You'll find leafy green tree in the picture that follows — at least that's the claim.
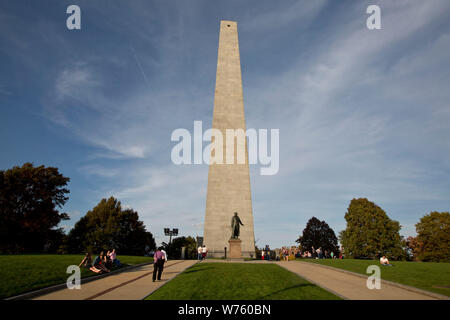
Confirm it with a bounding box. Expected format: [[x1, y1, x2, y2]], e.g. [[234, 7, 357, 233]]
[[66, 215, 89, 254], [67, 197, 155, 255], [0, 163, 70, 253], [162, 236, 197, 259], [339, 198, 405, 260], [415, 211, 449, 262], [296, 217, 339, 255]]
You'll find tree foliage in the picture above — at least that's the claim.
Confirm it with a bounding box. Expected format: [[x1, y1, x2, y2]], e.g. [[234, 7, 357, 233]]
[[405, 236, 422, 261], [67, 197, 155, 255], [0, 163, 70, 253], [414, 211, 449, 262], [162, 236, 197, 259], [296, 217, 339, 254], [339, 198, 405, 260]]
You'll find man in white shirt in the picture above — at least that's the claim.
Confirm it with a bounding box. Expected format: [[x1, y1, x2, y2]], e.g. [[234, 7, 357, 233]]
[[161, 249, 168, 262], [201, 245, 208, 260], [380, 255, 392, 266]]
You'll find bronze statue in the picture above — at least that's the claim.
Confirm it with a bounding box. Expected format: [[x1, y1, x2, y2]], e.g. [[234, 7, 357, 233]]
[[231, 212, 244, 239]]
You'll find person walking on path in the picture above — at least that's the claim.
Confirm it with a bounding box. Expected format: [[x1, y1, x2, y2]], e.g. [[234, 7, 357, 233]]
[[201, 245, 208, 260], [153, 247, 165, 282], [197, 246, 202, 260], [161, 248, 168, 262]]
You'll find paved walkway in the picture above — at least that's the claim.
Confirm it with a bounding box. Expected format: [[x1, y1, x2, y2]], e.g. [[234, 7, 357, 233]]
[[34, 260, 197, 300], [275, 261, 439, 300], [32, 259, 445, 300], [204, 259, 444, 300]]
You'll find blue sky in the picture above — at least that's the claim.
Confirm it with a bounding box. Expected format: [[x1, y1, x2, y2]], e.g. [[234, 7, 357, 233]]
[[1, 0, 449, 248]]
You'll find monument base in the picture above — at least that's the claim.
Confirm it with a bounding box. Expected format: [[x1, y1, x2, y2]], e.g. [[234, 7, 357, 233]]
[[228, 239, 242, 259]]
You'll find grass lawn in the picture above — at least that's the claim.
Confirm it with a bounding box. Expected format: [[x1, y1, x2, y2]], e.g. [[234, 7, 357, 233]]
[[298, 258, 450, 297], [0, 254, 153, 299], [146, 262, 341, 300]]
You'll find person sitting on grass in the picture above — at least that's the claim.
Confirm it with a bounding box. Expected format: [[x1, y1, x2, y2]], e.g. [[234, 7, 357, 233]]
[[380, 255, 392, 266], [109, 248, 121, 267], [93, 251, 110, 273], [79, 253, 102, 274], [104, 250, 113, 269]]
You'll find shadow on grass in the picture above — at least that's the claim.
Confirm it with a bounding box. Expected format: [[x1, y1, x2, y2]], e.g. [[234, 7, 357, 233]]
[[257, 283, 316, 299], [182, 266, 214, 274]]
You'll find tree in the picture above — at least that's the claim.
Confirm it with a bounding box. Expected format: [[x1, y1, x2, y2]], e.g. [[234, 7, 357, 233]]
[[162, 236, 198, 259], [415, 211, 449, 262], [339, 198, 405, 260], [296, 217, 339, 255], [0, 163, 70, 253], [405, 236, 422, 261], [67, 197, 155, 255]]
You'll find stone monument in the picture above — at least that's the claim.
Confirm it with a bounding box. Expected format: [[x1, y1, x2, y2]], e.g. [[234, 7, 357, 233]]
[[203, 20, 255, 258]]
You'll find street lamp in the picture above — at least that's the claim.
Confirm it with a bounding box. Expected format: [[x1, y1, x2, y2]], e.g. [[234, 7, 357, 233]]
[[164, 228, 178, 258]]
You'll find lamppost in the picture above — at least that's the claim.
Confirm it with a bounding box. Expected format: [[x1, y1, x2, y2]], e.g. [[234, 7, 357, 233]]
[[164, 228, 178, 258]]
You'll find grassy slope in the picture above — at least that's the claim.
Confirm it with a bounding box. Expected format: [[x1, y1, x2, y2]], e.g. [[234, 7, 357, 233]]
[[146, 262, 341, 300], [0, 254, 153, 299], [299, 258, 450, 297]]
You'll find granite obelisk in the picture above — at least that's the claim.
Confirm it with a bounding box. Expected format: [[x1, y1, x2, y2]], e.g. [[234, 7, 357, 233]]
[[203, 21, 255, 258]]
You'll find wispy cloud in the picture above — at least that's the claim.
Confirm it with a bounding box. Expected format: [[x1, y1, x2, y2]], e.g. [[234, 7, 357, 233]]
[[2, 0, 449, 248]]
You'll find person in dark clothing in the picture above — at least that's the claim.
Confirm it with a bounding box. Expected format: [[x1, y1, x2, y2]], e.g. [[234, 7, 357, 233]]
[[153, 247, 165, 282], [93, 251, 110, 273]]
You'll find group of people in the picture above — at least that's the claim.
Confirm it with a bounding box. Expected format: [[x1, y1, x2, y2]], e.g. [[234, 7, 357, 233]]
[[299, 247, 342, 259], [197, 245, 208, 260], [79, 249, 121, 274], [276, 246, 343, 261], [261, 245, 271, 260]]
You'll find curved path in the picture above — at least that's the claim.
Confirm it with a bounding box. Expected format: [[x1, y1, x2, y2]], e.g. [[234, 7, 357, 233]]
[[276, 261, 442, 300], [205, 259, 445, 300], [34, 260, 197, 300], [32, 259, 445, 300]]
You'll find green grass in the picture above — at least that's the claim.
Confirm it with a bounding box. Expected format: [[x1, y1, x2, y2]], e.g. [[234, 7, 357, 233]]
[[0, 254, 153, 299], [298, 258, 450, 297], [146, 262, 341, 300]]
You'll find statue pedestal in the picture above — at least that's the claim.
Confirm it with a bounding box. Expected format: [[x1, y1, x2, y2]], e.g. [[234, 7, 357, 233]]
[[228, 239, 242, 259]]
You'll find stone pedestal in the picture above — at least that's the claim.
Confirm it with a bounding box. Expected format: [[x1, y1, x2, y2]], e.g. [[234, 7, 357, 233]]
[[228, 239, 242, 259]]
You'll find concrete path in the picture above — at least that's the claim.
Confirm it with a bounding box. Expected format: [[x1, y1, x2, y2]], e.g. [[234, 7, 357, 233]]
[[34, 260, 197, 300], [205, 259, 444, 299], [275, 261, 439, 300]]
